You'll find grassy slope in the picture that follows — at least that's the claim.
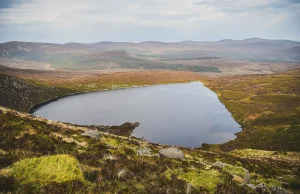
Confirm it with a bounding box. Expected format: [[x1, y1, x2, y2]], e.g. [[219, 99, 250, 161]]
[[204, 69, 300, 152], [0, 67, 300, 193], [0, 107, 299, 193]]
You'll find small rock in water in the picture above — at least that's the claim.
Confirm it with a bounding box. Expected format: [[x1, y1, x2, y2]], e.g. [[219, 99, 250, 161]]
[[81, 130, 101, 139], [159, 147, 185, 159]]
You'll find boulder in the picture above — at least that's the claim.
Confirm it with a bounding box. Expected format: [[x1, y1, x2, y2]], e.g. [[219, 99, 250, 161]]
[[81, 130, 101, 139], [137, 148, 152, 156], [159, 147, 185, 159], [244, 169, 250, 184], [247, 184, 256, 190]]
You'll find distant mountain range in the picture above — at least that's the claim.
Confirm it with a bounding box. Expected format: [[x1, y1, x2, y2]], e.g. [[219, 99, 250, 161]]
[[0, 38, 299, 71]]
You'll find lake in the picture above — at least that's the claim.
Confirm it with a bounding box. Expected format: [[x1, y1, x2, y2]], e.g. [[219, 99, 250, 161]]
[[31, 82, 241, 147]]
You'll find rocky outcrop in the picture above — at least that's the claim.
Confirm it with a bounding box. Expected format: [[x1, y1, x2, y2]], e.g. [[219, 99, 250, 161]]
[[159, 147, 185, 159], [81, 130, 101, 139], [137, 147, 160, 157], [137, 148, 152, 156]]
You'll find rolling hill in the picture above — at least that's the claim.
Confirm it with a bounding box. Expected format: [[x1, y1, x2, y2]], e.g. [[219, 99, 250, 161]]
[[0, 38, 299, 71]]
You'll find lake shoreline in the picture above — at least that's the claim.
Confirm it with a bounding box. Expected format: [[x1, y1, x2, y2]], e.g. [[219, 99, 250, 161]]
[[31, 82, 241, 147]]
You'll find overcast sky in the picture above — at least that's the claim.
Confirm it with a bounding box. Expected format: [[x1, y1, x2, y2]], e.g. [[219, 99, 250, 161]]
[[0, 0, 299, 43]]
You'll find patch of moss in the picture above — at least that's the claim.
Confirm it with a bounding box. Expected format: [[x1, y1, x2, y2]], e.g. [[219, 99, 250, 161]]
[[164, 168, 222, 192], [11, 154, 85, 191], [223, 164, 246, 179]]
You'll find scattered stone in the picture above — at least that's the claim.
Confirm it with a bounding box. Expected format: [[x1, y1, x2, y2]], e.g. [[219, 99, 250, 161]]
[[244, 169, 250, 184], [255, 183, 270, 193], [103, 154, 117, 160], [159, 147, 185, 159], [152, 153, 160, 158], [213, 161, 227, 168], [117, 169, 127, 179], [270, 186, 288, 194], [137, 147, 152, 156], [81, 130, 101, 139], [106, 144, 118, 149], [186, 183, 193, 194], [247, 184, 256, 190]]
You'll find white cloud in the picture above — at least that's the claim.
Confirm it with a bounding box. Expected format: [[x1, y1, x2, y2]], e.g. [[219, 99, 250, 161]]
[[0, 0, 299, 42]]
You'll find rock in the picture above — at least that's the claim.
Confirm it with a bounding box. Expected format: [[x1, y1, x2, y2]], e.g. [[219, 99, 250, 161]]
[[106, 144, 118, 149], [255, 183, 270, 193], [137, 148, 160, 157], [137, 147, 152, 156], [152, 153, 160, 158], [81, 130, 101, 139], [244, 169, 251, 184], [159, 147, 185, 159], [213, 161, 227, 168], [270, 186, 288, 194], [103, 154, 117, 160], [247, 184, 256, 190], [120, 122, 140, 128], [117, 169, 127, 179]]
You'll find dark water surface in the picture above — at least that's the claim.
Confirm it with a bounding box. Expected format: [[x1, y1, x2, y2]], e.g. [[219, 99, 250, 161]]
[[32, 82, 241, 147]]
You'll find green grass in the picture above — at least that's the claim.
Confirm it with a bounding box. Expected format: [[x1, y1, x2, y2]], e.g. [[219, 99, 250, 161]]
[[205, 70, 300, 151], [0, 106, 299, 193], [11, 155, 85, 190], [223, 164, 246, 179], [165, 168, 222, 192]]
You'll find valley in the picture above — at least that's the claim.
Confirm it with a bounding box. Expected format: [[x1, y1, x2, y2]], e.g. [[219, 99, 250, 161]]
[[0, 38, 300, 193], [0, 61, 299, 193]]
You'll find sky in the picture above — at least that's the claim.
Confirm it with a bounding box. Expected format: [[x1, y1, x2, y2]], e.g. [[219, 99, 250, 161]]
[[0, 0, 299, 43]]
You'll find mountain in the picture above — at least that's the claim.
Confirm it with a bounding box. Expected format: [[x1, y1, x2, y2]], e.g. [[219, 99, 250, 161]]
[[0, 38, 300, 70]]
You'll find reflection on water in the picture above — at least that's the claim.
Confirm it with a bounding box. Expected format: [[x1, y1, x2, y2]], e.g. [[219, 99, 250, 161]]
[[32, 82, 241, 147]]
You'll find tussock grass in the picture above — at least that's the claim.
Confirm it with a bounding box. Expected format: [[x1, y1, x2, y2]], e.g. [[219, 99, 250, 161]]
[[165, 168, 222, 192], [11, 154, 84, 189]]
